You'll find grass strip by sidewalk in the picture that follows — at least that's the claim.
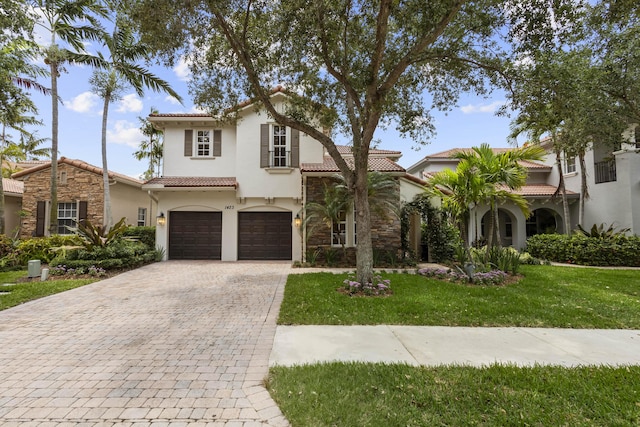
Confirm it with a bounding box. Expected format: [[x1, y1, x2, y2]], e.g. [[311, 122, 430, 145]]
[[279, 265, 640, 328], [267, 363, 640, 426], [0, 270, 97, 311]]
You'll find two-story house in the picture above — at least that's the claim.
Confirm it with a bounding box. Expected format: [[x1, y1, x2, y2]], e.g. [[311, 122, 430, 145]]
[[144, 89, 425, 262], [13, 157, 153, 238], [407, 148, 579, 249]]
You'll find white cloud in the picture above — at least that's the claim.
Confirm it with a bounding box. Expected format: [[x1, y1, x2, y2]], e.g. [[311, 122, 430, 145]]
[[107, 120, 143, 148], [174, 56, 191, 81], [165, 95, 181, 105], [460, 101, 505, 114], [65, 91, 100, 113], [117, 94, 144, 113]]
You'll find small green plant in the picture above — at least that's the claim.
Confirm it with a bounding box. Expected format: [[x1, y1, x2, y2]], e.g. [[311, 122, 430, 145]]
[[324, 248, 339, 266], [70, 217, 130, 250], [305, 247, 322, 266], [575, 223, 630, 239]]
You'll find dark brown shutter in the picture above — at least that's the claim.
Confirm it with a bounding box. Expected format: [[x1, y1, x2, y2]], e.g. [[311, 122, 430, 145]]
[[35, 201, 46, 237], [291, 128, 300, 168], [260, 124, 269, 168], [184, 129, 193, 156], [78, 201, 88, 224], [213, 130, 222, 157]]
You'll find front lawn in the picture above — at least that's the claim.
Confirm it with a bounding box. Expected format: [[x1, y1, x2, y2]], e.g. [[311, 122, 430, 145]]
[[0, 270, 97, 311], [279, 265, 640, 328], [267, 363, 640, 426]]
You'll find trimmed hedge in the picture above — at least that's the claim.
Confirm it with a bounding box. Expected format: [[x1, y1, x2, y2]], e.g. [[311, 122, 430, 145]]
[[526, 234, 640, 267], [122, 226, 156, 249]]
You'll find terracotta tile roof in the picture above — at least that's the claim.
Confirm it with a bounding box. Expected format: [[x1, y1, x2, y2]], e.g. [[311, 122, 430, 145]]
[[301, 157, 405, 173], [517, 160, 551, 170], [426, 147, 512, 158], [3, 178, 23, 195], [335, 145, 402, 156], [144, 177, 238, 188], [150, 86, 288, 118], [402, 173, 427, 186], [11, 157, 143, 186], [508, 184, 578, 197]]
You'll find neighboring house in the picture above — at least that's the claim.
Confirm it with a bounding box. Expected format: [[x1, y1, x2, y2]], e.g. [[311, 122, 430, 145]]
[[144, 89, 424, 262], [407, 148, 580, 250], [12, 157, 153, 238], [2, 178, 24, 238], [558, 125, 640, 235]]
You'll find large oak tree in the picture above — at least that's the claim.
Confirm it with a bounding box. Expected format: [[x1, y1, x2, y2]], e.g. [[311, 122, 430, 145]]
[[130, 0, 580, 284]]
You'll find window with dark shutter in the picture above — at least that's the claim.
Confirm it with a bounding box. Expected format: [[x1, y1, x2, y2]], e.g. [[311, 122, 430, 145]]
[[291, 128, 300, 168], [260, 124, 269, 167], [78, 201, 88, 224], [184, 129, 193, 156], [213, 130, 222, 156], [35, 201, 46, 237]]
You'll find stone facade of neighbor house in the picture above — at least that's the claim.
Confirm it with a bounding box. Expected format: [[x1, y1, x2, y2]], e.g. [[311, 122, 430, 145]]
[[12, 157, 152, 238], [305, 176, 402, 264]]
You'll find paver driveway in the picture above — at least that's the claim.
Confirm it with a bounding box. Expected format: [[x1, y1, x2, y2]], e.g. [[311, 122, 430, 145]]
[[0, 261, 291, 426]]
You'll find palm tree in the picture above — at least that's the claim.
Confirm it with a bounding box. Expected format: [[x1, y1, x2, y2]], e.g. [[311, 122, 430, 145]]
[[33, 0, 109, 234], [454, 143, 545, 248], [18, 132, 51, 161], [426, 159, 490, 250], [91, 21, 182, 228], [134, 107, 163, 179]]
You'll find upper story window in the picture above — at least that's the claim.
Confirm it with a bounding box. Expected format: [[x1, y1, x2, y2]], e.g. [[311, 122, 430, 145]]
[[260, 123, 300, 169], [197, 130, 211, 156], [564, 156, 576, 174], [184, 129, 222, 158]]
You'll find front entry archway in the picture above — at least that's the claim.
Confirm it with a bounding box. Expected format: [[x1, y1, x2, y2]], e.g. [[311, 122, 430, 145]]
[[526, 208, 559, 237]]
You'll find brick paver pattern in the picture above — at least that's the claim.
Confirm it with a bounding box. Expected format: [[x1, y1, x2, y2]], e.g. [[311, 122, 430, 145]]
[[0, 261, 291, 426]]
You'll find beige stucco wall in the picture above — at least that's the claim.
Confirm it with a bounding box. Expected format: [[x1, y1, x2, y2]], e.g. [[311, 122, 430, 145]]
[[4, 194, 22, 238]]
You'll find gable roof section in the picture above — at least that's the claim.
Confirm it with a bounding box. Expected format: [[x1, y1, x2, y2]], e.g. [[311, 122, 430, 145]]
[[3, 178, 23, 196], [335, 145, 402, 160], [301, 157, 405, 174], [11, 157, 143, 187], [407, 147, 551, 173], [143, 176, 238, 190]]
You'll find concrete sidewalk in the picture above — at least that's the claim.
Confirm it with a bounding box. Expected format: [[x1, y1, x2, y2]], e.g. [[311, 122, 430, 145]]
[[270, 325, 640, 367]]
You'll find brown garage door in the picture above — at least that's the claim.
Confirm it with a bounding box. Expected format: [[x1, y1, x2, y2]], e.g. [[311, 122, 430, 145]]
[[238, 212, 292, 260], [169, 211, 222, 260]]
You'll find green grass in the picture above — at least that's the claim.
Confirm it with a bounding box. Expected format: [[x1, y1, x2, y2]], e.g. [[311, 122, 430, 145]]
[[0, 270, 97, 311], [267, 363, 640, 426], [279, 265, 640, 328]]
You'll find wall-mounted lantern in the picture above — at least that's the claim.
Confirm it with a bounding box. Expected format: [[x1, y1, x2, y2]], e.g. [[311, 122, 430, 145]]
[[156, 212, 166, 226], [294, 213, 302, 228]]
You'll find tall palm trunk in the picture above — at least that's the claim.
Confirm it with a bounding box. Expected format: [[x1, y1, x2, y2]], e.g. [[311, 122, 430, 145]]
[[0, 125, 6, 235], [48, 60, 59, 235], [101, 93, 112, 229]]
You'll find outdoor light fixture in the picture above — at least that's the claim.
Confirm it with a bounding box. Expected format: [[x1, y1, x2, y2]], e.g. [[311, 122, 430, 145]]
[[294, 213, 302, 228], [156, 212, 166, 226]]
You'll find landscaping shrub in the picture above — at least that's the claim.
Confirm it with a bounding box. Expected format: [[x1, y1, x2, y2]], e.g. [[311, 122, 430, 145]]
[[15, 235, 82, 264], [0, 234, 14, 258], [526, 234, 640, 266], [122, 226, 156, 249]]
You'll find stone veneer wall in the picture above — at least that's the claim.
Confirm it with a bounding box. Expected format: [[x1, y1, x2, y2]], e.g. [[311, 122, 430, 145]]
[[18, 164, 104, 238], [304, 176, 402, 263]]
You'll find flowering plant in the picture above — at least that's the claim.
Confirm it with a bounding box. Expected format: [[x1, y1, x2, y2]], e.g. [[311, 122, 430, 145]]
[[343, 273, 392, 296], [418, 267, 508, 285]]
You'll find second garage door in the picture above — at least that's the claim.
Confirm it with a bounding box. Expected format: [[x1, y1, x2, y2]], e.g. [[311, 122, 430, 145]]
[[238, 212, 292, 260], [169, 211, 222, 260]]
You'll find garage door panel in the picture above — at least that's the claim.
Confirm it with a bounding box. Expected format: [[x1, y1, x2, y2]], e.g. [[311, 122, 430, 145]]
[[169, 211, 222, 260], [238, 212, 292, 260]]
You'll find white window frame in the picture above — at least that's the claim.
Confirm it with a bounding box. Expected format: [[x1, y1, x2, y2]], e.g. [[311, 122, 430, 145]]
[[195, 129, 213, 157], [564, 156, 576, 174], [57, 202, 77, 234], [137, 208, 147, 226], [331, 205, 356, 247], [270, 124, 290, 167]]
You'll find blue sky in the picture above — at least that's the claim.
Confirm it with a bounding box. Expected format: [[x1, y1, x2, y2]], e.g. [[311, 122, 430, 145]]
[[21, 32, 519, 179]]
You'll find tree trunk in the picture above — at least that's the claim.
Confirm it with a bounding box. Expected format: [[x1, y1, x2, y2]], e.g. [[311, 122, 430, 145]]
[[0, 126, 5, 235], [492, 200, 502, 248], [578, 152, 588, 226], [48, 61, 59, 235], [354, 159, 374, 286], [101, 94, 113, 229], [554, 149, 571, 234]]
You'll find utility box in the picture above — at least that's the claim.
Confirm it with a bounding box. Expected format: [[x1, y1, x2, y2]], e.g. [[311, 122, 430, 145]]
[[28, 260, 41, 278]]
